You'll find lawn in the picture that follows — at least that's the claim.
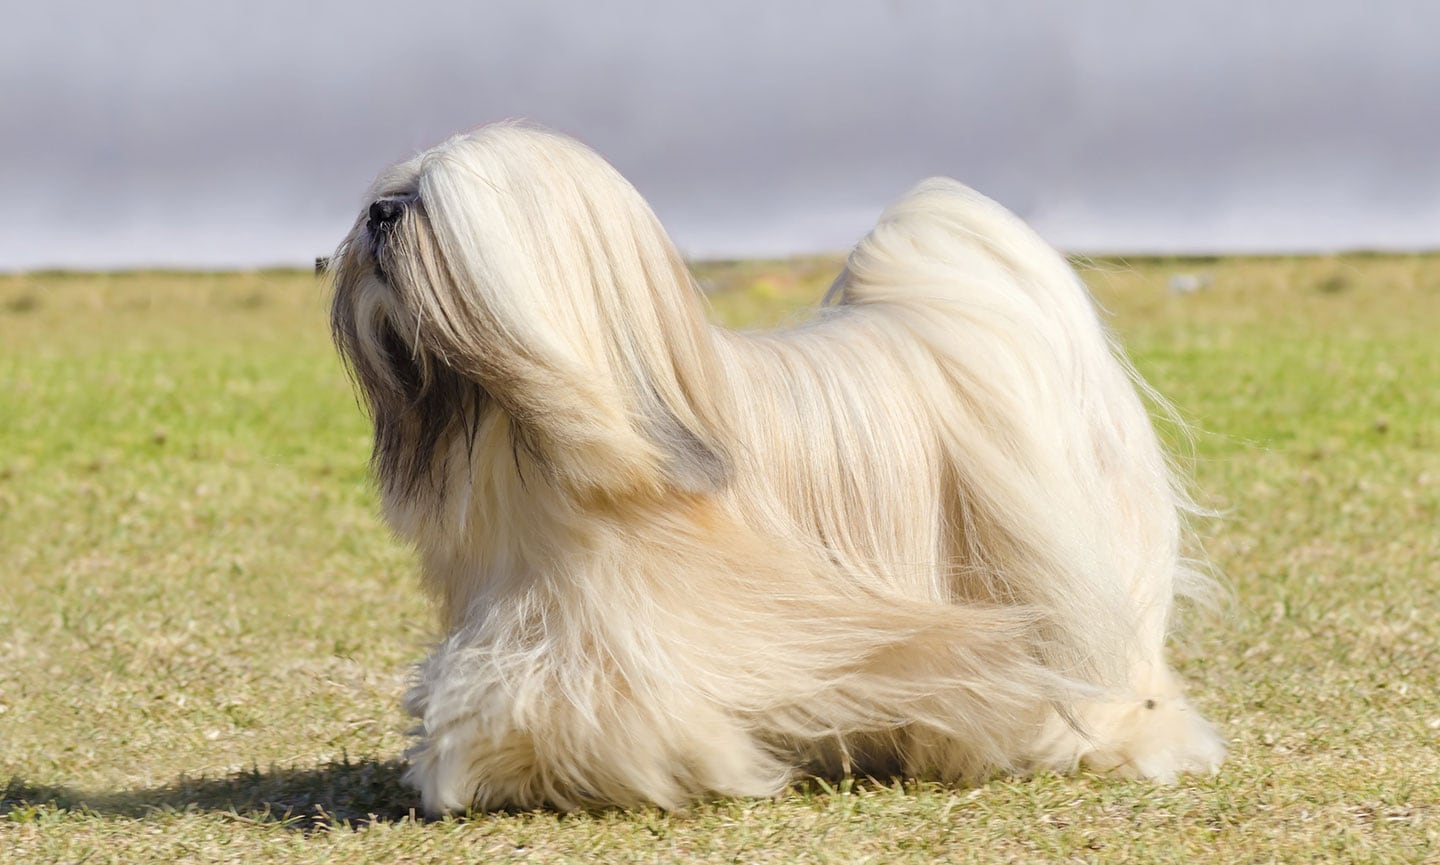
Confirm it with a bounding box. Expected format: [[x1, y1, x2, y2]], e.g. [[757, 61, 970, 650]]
[[1, 255, 1437, 863]]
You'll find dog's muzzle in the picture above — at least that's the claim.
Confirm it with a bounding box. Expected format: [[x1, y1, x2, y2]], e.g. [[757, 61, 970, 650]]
[[369, 198, 406, 232]]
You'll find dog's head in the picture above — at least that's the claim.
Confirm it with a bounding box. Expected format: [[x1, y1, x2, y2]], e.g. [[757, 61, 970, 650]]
[[330, 124, 730, 502]]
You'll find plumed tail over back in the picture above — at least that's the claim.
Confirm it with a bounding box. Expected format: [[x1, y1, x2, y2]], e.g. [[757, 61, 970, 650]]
[[816, 178, 1200, 688]]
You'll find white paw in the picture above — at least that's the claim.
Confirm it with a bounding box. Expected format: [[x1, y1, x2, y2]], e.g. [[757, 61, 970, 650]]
[[1083, 696, 1226, 782]]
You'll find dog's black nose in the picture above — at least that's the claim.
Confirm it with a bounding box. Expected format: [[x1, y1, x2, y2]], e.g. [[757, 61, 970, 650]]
[[369, 198, 405, 229]]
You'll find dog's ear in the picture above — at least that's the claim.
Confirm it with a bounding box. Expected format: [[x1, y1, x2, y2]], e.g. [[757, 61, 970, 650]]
[[592, 223, 735, 495], [661, 430, 729, 494], [637, 374, 731, 495], [617, 239, 734, 496], [390, 127, 732, 497]]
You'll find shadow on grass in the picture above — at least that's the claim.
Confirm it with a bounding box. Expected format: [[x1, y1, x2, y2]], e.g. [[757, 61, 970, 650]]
[[1, 756, 424, 829]]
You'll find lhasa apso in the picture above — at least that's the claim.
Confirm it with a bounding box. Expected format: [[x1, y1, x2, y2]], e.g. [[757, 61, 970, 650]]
[[329, 123, 1224, 814]]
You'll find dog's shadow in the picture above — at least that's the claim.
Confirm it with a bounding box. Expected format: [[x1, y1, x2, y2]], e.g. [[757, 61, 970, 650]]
[[2, 757, 426, 829], [4, 761, 926, 830]]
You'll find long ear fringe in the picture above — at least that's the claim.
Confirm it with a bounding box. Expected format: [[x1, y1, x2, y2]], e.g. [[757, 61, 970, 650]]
[[392, 128, 731, 496]]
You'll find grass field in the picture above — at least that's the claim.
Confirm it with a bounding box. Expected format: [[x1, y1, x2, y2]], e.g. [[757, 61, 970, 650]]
[[2, 255, 1438, 863]]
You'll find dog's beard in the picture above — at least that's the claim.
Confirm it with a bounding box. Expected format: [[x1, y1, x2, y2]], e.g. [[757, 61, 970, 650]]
[[331, 219, 489, 499]]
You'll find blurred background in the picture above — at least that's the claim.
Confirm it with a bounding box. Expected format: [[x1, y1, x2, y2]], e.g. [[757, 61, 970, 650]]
[[4, 0, 1438, 271]]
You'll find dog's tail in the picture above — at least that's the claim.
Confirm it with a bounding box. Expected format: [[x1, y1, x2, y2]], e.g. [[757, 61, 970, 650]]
[[831, 178, 1199, 689]]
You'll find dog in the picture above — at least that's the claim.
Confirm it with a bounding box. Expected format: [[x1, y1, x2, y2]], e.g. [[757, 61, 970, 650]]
[[328, 123, 1225, 814]]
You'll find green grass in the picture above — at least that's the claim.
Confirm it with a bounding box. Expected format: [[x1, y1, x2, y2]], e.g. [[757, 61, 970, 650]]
[[2, 255, 1438, 863]]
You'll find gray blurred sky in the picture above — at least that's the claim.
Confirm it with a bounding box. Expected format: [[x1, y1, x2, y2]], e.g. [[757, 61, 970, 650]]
[[4, 0, 1438, 270]]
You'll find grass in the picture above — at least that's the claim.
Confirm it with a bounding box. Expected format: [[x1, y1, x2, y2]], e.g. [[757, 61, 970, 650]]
[[2, 254, 1438, 863]]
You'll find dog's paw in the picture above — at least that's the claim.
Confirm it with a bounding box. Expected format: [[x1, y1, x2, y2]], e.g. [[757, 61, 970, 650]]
[[1081, 695, 1226, 783]]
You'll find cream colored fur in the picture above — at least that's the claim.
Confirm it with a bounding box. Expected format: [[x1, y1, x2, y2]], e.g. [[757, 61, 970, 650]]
[[329, 123, 1224, 814]]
